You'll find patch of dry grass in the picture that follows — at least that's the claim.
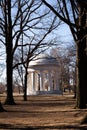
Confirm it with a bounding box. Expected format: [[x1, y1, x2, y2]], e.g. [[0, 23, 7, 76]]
[[0, 93, 87, 129]]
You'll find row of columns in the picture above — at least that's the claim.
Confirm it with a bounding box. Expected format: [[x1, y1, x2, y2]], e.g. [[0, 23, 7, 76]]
[[30, 69, 59, 92]]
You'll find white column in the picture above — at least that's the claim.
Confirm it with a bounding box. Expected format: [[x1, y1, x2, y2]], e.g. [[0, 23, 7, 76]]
[[40, 70, 43, 91], [48, 71, 53, 91], [27, 72, 30, 95], [54, 71, 56, 90], [42, 72, 45, 91], [32, 72, 35, 91], [55, 70, 59, 90]]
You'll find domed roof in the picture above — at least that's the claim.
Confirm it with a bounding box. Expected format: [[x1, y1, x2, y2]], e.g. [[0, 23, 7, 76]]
[[29, 54, 58, 66]]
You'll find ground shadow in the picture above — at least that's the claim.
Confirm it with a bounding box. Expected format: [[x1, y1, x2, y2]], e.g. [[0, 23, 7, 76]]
[[0, 124, 87, 130]]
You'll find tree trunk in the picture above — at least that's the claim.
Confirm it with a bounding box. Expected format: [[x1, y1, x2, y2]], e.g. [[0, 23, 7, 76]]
[[5, 53, 15, 105], [23, 68, 28, 101], [4, 0, 15, 105], [76, 37, 87, 108], [76, 7, 87, 108]]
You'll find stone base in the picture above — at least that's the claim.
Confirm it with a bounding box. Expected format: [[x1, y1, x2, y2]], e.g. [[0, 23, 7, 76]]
[[27, 90, 62, 95]]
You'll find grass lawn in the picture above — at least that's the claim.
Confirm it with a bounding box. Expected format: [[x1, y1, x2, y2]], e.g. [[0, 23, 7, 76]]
[[0, 93, 87, 129]]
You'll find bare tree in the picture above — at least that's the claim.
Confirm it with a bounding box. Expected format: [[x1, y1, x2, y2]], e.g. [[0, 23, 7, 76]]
[[42, 0, 87, 108], [13, 14, 60, 100], [0, 0, 61, 104], [50, 43, 76, 93]]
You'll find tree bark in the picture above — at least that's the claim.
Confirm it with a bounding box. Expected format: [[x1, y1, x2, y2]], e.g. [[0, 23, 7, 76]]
[[23, 68, 28, 101], [76, 7, 87, 108], [76, 38, 87, 108], [4, 0, 15, 105], [5, 51, 15, 105]]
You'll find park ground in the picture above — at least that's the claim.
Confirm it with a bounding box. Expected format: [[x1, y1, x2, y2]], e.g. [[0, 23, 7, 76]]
[[0, 93, 87, 130]]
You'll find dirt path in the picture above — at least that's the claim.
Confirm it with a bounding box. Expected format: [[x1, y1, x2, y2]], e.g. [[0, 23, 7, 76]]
[[0, 94, 87, 129]]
